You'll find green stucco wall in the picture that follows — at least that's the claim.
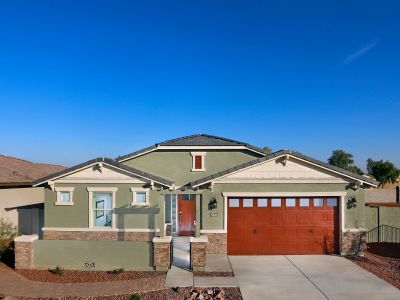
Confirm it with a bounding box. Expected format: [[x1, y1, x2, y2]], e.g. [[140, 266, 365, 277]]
[[34, 240, 153, 270], [122, 150, 261, 186], [45, 183, 162, 229]]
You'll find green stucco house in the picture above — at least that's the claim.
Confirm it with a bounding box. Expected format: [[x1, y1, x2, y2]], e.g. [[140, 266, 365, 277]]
[[15, 134, 381, 271]]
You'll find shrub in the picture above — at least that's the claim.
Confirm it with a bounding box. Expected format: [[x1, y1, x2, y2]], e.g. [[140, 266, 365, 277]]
[[0, 218, 18, 257], [130, 295, 141, 300], [112, 268, 125, 274], [50, 265, 64, 275]]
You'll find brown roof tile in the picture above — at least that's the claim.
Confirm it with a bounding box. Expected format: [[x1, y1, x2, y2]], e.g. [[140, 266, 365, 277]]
[[0, 155, 66, 185]]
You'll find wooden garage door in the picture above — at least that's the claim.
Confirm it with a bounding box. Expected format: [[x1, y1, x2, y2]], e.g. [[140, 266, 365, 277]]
[[227, 197, 339, 255]]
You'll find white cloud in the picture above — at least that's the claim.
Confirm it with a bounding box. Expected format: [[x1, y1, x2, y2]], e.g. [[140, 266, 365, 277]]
[[343, 41, 377, 64]]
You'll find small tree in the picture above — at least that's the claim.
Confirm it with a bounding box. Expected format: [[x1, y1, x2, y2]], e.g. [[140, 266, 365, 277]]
[[262, 146, 272, 154], [366, 158, 400, 187], [0, 218, 18, 257], [328, 150, 363, 175]]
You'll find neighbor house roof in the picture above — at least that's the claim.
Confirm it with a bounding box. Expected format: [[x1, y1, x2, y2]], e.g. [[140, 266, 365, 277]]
[[190, 150, 379, 188], [0, 155, 66, 187], [116, 134, 267, 162], [32, 157, 174, 188]]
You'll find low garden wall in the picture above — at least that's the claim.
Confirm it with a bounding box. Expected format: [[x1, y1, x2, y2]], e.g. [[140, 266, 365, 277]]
[[33, 240, 154, 271], [367, 242, 400, 258]]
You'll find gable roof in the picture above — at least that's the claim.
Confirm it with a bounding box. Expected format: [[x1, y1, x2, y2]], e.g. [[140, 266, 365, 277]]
[[32, 157, 174, 188], [190, 150, 379, 188], [116, 134, 266, 162], [0, 154, 66, 186]]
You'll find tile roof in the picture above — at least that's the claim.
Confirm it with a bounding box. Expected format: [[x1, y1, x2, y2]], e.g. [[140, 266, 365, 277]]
[[32, 157, 174, 187], [190, 150, 379, 188], [116, 134, 266, 161], [0, 155, 66, 186]]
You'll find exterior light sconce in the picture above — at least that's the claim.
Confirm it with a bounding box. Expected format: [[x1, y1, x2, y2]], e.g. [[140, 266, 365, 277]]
[[208, 197, 217, 210]]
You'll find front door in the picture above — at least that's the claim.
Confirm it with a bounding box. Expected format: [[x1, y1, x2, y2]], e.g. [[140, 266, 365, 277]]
[[178, 194, 196, 236]]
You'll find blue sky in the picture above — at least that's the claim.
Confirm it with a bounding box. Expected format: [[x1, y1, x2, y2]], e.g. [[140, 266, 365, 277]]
[[0, 1, 399, 169]]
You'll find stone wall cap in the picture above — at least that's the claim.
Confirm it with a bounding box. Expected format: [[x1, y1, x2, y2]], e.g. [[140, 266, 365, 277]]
[[14, 234, 39, 243], [190, 236, 209, 243], [153, 236, 172, 243], [343, 228, 368, 232]]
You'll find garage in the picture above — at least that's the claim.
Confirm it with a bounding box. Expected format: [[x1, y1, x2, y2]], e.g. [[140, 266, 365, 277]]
[[227, 197, 339, 255]]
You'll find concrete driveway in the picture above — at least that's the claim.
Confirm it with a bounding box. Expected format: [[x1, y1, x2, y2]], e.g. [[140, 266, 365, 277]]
[[229, 255, 400, 300]]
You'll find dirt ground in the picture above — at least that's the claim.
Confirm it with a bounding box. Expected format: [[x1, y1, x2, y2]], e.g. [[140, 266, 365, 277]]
[[347, 252, 400, 289]]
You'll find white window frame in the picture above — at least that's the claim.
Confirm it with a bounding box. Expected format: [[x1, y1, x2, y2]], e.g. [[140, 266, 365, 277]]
[[191, 152, 206, 172], [87, 187, 118, 229], [130, 187, 150, 206], [54, 187, 75, 206]]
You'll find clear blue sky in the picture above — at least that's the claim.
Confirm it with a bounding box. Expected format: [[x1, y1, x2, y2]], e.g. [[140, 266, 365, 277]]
[[0, 1, 399, 169]]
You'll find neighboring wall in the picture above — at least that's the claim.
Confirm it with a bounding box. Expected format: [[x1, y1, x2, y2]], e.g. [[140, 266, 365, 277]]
[[122, 150, 261, 186], [0, 187, 44, 225]]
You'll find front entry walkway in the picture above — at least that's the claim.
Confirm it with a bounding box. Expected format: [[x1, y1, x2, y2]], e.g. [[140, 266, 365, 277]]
[[229, 255, 400, 300]]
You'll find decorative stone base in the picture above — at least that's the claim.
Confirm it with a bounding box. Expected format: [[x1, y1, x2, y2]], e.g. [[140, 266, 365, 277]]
[[43, 230, 156, 241], [341, 229, 367, 256], [204, 233, 227, 254], [153, 236, 172, 271], [14, 235, 38, 269], [190, 236, 208, 271]]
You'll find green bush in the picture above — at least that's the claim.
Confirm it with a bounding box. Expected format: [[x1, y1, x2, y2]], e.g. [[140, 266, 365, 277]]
[[112, 267, 125, 274], [50, 265, 64, 275], [0, 218, 18, 257], [130, 295, 141, 300]]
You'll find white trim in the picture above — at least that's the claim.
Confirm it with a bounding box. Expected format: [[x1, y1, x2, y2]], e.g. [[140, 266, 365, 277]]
[[117, 145, 266, 162], [190, 236, 208, 243], [222, 192, 347, 197], [192, 154, 378, 188], [33, 161, 171, 188], [130, 187, 150, 206], [153, 236, 172, 243], [191, 152, 206, 172], [87, 187, 118, 229], [56, 179, 147, 184], [215, 179, 347, 184], [42, 227, 160, 232], [54, 187, 75, 206], [14, 234, 39, 243], [200, 229, 227, 234]]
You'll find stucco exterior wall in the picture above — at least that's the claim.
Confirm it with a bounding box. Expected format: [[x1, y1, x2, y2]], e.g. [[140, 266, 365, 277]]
[[45, 183, 162, 230], [0, 187, 44, 226], [122, 150, 261, 186], [33, 240, 153, 270]]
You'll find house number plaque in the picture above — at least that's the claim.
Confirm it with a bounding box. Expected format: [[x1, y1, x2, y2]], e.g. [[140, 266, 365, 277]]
[[210, 213, 218, 217]]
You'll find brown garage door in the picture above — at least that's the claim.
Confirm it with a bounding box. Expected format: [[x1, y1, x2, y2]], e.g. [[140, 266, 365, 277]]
[[227, 197, 339, 255]]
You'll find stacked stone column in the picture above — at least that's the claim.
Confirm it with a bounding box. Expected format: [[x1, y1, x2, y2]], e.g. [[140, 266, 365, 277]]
[[14, 235, 38, 269], [190, 236, 208, 271], [152, 236, 172, 271]]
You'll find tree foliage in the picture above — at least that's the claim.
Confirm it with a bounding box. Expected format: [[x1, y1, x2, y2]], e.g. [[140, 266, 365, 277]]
[[262, 146, 272, 154], [328, 150, 363, 175], [366, 158, 400, 187]]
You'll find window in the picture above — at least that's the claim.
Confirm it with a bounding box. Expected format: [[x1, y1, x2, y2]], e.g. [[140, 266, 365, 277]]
[[271, 198, 282, 207], [257, 198, 268, 207], [93, 192, 113, 227], [286, 198, 296, 207], [327, 197, 338, 207], [191, 152, 206, 171], [131, 188, 150, 206], [55, 187, 74, 205], [243, 198, 253, 207], [313, 198, 323, 207], [229, 198, 239, 207], [300, 198, 310, 207]]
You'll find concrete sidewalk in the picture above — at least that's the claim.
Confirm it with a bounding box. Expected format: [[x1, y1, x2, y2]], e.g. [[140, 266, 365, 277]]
[[229, 255, 400, 300]]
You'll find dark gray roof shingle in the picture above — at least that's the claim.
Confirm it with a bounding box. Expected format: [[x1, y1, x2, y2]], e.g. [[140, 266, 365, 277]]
[[116, 134, 266, 161], [190, 150, 379, 187], [33, 157, 173, 187]]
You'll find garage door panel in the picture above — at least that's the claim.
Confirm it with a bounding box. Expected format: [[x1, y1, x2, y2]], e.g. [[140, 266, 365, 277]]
[[228, 197, 339, 255]]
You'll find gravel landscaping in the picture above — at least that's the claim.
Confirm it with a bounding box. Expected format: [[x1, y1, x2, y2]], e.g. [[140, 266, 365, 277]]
[[91, 287, 242, 300], [347, 252, 400, 289], [16, 268, 166, 283]]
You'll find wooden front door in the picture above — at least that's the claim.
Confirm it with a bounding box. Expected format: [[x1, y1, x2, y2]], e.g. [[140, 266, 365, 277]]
[[178, 194, 196, 236], [228, 197, 339, 255]]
